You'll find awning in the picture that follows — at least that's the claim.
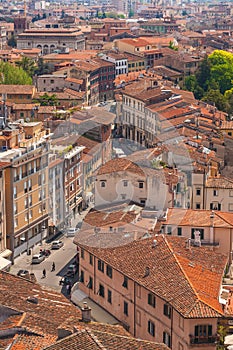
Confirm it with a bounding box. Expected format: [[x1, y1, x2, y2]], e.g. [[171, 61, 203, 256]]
[[0, 256, 11, 271], [0, 249, 12, 259]]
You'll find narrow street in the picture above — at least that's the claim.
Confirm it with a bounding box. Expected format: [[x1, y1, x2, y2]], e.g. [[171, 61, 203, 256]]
[[10, 236, 78, 292]]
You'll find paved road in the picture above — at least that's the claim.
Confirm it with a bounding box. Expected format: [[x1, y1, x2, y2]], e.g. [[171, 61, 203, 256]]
[[10, 206, 92, 291], [10, 236, 78, 292]]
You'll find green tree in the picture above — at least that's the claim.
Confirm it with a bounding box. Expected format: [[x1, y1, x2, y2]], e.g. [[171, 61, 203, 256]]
[[34, 93, 58, 106], [0, 61, 32, 84], [224, 88, 233, 115], [208, 50, 233, 94], [202, 89, 227, 111], [35, 57, 54, 75], [16, 56, 36, 78], [196, 55, 211, 91], [184, 75, 197, 92], [184, 75, 204, 99]]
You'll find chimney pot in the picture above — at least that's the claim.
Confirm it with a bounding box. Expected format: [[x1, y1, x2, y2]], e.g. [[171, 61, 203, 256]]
[[81, 302, 91, 322]]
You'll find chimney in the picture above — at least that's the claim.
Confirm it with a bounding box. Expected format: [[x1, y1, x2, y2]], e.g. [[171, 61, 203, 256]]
[[210, 211, 215, 244], [144, 266, 150, 277], [152, 239, 157, 248], [186, 238, 191, 249], [81, 302, 91, 322]]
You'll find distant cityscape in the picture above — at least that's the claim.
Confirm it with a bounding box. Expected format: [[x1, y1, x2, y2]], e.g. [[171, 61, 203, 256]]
[[0, 1, 233, 349]]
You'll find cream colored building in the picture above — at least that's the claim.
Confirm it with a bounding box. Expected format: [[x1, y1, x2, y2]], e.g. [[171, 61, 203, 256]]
[[95, 157, 187, 211], [0, 122, 50, 260]]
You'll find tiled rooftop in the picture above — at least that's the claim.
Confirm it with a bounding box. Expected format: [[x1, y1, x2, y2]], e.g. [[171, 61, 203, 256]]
[[97, 158, 145, 177], [84, 208, 138, 227], [0, 272, 82, 349]]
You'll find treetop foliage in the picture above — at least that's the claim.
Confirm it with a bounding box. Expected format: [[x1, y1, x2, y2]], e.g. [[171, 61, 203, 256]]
[[0, 61, 32, 85], [184, 50, 233, 115]]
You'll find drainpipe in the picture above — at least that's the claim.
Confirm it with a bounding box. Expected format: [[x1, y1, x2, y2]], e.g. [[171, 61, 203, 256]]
[[94, 255, 96, 295], [203, 171, 205, 209], [171, 305, 173, 349], [133, 281, 136, 337], [230, 228, 233, 265]]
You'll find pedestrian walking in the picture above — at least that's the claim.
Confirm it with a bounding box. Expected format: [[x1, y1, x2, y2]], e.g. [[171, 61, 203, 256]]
[[51, 262, 55, 271], [42, 269, 46, 278]]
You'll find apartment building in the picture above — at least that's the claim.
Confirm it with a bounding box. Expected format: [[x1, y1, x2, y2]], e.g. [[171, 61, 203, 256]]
[[48, 154, 65, 238], [120, 79, 173, 147], [75, 235, 227, 350], [50, 143, 84, 225], [0, 162, 11, 270], [101, 52, 128, 76], [0, 122, 50, 260], [76, 136, 103, 208], [70, 59, 115, 105]]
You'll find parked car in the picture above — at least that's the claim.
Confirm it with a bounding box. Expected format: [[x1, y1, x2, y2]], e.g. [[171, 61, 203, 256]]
[[31, 254, 45, 264], [66, 227, 78, 237], [17, 269, 29, 277], [51, 240, 64, 250], [98, 101, 107, 107], [39, 249, 51, 257]]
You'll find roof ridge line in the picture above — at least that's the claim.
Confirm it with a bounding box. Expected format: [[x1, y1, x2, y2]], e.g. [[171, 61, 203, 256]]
[[214, 211, 233, 227], [164, 236, 199, 299], [91, 328, 165, 344], [86, 328, 107, 349]]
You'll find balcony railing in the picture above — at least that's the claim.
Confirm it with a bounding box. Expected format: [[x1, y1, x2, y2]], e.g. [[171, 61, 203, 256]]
[[190, 335, 218, 345]]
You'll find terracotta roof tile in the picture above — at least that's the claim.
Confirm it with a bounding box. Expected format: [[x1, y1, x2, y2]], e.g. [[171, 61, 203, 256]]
[[206, 176, 233, 189], [0, 85, 34, 94], [0, 272, 82, 349], [84, 208, 137, 227], [97, 158, 145, 177]]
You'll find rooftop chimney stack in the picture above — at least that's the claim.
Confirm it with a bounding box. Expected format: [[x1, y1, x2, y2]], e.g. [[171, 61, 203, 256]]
[[81, 302, 91, 322]]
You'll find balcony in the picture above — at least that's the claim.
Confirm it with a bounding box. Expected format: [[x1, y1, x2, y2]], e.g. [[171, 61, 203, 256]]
[[190, 335, 218, 346]]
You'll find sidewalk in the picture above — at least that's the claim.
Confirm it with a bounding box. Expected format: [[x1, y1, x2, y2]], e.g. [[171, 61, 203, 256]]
[[71, 288, 118, 325], [70, 205, 93, 228]]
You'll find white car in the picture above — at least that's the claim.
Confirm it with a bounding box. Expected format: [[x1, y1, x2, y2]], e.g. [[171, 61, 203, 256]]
[[51, 240, 64, 250], [31, 254, 45, 264], [66, 227, 78, 237]]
